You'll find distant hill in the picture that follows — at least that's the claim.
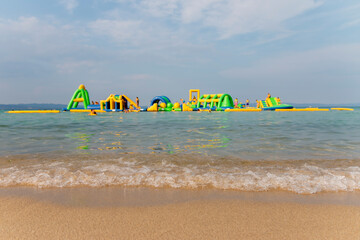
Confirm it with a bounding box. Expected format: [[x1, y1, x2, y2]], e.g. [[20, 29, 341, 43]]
[[0, 103, 67, 110]]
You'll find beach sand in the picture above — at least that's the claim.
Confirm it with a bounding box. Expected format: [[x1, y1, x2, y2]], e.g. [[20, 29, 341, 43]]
[[1, 188, 360, 240]]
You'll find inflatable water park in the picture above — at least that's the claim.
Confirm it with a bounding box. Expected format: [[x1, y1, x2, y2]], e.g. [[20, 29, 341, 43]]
[[7, 84, 354, 113]]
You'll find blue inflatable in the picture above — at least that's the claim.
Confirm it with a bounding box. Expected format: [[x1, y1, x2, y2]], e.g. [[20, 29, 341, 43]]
[[150, 96, 171, 106]]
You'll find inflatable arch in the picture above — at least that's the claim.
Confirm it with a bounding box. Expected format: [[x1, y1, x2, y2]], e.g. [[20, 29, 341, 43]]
[[150, 96, 171, 106]]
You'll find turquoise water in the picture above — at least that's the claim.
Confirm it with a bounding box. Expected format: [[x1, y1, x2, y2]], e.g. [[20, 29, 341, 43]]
[[1, 109, 360, 193]]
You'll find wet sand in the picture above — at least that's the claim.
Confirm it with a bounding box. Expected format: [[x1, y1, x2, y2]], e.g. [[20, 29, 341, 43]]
[[1, 188, 360, 240]]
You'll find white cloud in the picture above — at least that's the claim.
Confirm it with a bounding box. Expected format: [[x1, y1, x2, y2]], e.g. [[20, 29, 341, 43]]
[[1, 1, 358, 104], [123, 74, 153, 81], [0, 17, 62, 59], [59, 0, 79, 13], [89, 19, 143, 45], [56, 60, 98, 74], [0, 16, 98, 67], [0, 16, 50, 36], [132, 0, 322, 39], [88, 15, 194, 54], [214, 44, 360, 104], [89, 0, 322, 49], [220, 44, 360, 102], [0, 16, 107, 102], [222, 44, 360, 80], [340, 18, 360, 29], [136, 0, 179, 18], [88, 16, 213, 66]]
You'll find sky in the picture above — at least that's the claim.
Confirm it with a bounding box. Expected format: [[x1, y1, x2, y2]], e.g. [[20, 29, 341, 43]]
[[0, 0, 359, 104]]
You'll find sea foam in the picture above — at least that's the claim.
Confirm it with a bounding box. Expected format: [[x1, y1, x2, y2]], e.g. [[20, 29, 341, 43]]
[[1, 155, 360, 194]]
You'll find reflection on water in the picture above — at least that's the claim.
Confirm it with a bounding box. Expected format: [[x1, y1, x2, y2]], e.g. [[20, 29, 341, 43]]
[[0, 110, 360, 160], [1, 109, 360, 193]]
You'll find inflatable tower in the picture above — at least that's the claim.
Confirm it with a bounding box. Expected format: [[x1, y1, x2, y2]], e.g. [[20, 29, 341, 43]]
[[67, 84, 91, 110]]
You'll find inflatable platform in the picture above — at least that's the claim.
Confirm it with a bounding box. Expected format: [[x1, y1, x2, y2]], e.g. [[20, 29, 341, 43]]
[[257, 97, 293, 110]]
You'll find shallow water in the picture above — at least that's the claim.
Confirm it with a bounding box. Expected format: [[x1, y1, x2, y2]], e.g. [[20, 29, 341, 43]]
[[0, 109, 360, 193]]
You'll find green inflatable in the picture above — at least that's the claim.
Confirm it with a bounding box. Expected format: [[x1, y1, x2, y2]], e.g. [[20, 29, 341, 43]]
[[67, 84, 91, 110]]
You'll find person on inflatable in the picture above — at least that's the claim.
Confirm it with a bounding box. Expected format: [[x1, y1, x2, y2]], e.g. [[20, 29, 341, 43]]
[[192, 96, 197, 104]]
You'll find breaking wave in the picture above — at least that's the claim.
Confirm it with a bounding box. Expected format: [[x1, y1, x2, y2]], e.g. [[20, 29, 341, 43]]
[[1, 153, 360, 194]]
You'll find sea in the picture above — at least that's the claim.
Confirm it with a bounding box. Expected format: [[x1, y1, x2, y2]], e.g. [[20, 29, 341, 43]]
[[0, 108, 359, 194]]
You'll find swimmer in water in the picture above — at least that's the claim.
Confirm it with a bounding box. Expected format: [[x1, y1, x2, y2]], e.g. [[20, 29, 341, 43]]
[[88, 109, 97, 115]]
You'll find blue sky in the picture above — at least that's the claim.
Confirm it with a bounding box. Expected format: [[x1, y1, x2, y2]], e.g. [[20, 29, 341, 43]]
[[0, 0, 359, 104]]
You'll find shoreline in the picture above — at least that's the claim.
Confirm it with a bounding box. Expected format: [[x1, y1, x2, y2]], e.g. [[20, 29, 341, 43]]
[[1, 187, 360, 239], [2, 187, 360, 207]]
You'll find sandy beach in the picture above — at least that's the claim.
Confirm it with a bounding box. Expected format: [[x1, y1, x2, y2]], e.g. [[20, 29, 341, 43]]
[[1, 188, 360, 240]]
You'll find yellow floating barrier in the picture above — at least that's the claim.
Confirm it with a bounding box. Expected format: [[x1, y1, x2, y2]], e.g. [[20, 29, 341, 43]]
[[331, 108, 354, 111], [7, 110, 60, 113], [69, 109, 91, 112], [275, 108, 329, 112], [225, 108, 262, 112], [69, 109, 106, 113]]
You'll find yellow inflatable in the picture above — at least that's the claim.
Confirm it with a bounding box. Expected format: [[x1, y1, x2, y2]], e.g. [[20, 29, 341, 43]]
[[182, 103, 193, 111], [147, 103, 158, 112], [173, 102, 180, 108], [7, 110, 60, 113], [331, 108, 354, 111]]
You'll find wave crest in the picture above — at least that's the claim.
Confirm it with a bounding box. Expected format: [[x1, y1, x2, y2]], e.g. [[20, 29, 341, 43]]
[[1, 154, 360, 194]]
